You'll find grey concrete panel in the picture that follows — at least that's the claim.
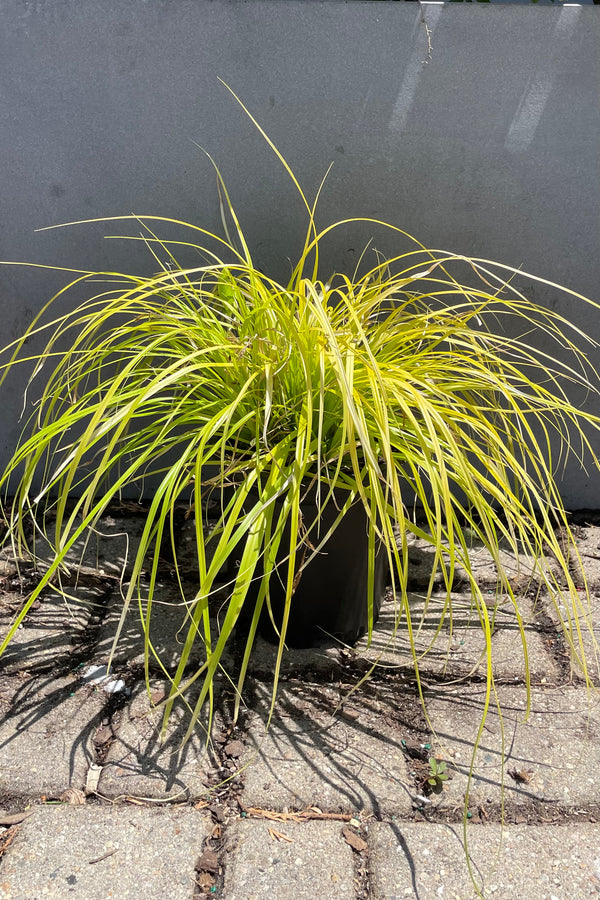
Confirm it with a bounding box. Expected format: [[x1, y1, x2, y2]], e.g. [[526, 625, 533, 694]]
[[98, 678, 219, 801], [369, 822, 600, 900], [0, 805, 212, 900], [241, 680, 414, 816], [244, 632, 346, 679], [354, 592, 560, 682], [23, 515, 150, 577], [0, 674, 105, 799], [0, 579, 105, 675], [547, 589, 600, 684], [562, 525, 600, 591], [0, 3, 598, 505], [425, 683, 600, 810], [94, 579, 234, 673], [224, 819, 356, 900]]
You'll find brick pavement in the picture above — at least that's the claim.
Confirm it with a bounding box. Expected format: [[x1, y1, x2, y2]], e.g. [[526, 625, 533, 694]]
[[0, 512, 598, 899]]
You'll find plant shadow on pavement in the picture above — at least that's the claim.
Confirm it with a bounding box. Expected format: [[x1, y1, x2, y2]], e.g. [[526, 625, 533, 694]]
[[95, 677, 223, 801], [386, 819, 488, 900], [419, 680, 600, 818], [0, 672, 105, 802], [237, 590, 600, 823], [0, 556, 225, 803], [242, 674, 431, 818]]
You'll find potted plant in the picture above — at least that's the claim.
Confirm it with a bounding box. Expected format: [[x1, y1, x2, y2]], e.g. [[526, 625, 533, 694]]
[[0, 87, 598, 740]]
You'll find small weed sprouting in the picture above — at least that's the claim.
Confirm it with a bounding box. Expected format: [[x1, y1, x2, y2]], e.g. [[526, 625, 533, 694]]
[[424, 757, 449, 795]]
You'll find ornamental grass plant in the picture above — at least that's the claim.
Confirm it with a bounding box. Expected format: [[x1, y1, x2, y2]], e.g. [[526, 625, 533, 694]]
[[0, 89, 599, 751]]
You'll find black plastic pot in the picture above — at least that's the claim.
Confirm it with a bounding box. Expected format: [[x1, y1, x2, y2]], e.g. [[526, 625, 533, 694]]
[[240, 487, 388, 648]]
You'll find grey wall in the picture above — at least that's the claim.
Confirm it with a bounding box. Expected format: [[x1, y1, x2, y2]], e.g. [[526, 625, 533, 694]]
[[1, 1, 599, 505]]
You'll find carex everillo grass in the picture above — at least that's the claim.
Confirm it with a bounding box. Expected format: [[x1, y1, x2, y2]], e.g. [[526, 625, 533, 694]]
[[0, 86, 598, 762]]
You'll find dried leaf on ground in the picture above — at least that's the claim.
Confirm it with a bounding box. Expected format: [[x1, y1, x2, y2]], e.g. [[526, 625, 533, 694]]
[[268, 827, 293, 843], [195, 871, 215, 892], [223, 739, 244, 758], [508, 767, 535, 784], [342, 826, 367, 853], [59, 788, 86, 805], [195, 848, 219, 874], [93, 725, 114, 747]]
